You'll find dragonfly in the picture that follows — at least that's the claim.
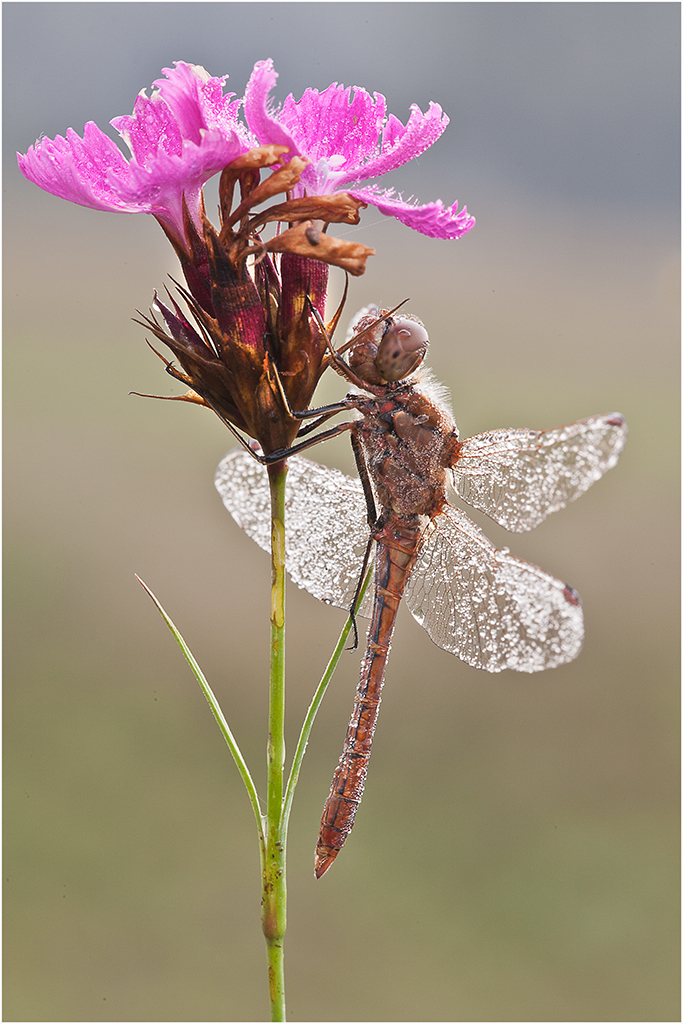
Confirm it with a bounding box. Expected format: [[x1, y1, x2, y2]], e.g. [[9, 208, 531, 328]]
[[214, 305, 628, 877]]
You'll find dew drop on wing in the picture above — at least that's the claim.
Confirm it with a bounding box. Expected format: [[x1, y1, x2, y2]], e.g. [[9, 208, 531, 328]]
[[563, 583, 581, 607], [451, 414, 628, 534], [412, 604, 425, 625], [215, 451, 374, 616]]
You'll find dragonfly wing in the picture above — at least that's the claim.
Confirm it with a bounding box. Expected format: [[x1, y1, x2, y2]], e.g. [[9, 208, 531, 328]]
[[215, 449, 374, 617], [452, 413, 627, 531], [405, 505, 584, 673]]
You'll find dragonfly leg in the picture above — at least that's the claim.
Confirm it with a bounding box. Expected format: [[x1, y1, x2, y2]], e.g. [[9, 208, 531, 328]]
[[163, 363, 267, 460], [259, 421, 355, 463], [340, 436, 379, 651], [265, 353, 361, 442], [164, 361, 356, 464], [267, 355, 358, 427], [346, 532, 375, 651], [293, 387, 371, 437], [265, 352, 352, 424], [351, 435, 378, 527], [305, 296, 371, 391]]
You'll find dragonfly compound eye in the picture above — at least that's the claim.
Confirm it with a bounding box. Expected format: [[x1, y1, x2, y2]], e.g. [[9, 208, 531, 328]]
[[376, 316, 429, 382]]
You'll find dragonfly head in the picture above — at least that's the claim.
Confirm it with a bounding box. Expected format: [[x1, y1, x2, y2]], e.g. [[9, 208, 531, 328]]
[[348, 312, 429, 386]]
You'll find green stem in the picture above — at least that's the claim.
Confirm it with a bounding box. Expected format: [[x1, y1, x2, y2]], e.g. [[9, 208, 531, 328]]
[[264, 461, 287, 1022], [281, 562, 373, 851], [139, 466, 372, 1021]]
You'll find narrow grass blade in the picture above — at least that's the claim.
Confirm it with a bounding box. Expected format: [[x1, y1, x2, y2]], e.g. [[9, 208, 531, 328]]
[[135, 575, 264, 846]]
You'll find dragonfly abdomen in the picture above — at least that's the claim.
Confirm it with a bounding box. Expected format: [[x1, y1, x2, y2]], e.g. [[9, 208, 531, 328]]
[[314, 518, 425, 878]]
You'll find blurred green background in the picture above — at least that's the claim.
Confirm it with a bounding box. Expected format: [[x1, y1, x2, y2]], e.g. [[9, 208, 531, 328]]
[[4, 3, 679, 1021]]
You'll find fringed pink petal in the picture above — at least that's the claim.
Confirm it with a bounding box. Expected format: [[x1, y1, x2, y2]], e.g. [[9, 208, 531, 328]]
[[112, 92, 184, 163], [243, 60, 300, 156], [117, 129, 245, 230], [349, 186, 475, 239], [18, 123, 140, 213], [335, 102, 449, 188], [279, 83, 386, 168], [153, 62, 250, 147]]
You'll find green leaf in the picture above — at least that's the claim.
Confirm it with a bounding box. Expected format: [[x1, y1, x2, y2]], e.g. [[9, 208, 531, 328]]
[[135, 575, 264, 849]]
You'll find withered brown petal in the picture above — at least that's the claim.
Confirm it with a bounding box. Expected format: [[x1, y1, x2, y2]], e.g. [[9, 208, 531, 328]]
[[253, 192, 366, 228], [224, 157, 309, 233], [264, 222, 375, 276], [229, 145, 292, 171], [219, 148, 292, 229]]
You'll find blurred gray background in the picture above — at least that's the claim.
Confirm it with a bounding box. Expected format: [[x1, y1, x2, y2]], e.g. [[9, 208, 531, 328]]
[[4, 3, 679, 1021]]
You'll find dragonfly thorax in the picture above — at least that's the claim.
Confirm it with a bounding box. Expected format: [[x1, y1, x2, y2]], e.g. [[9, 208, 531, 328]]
[[355, 386, 458, 520]]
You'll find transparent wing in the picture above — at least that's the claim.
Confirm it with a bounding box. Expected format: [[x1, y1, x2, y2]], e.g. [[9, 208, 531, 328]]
[[345, 304, 380, 342], [215, 449, 374, 617], [405, 504, 584, 673], [452, 412, 627, 532]]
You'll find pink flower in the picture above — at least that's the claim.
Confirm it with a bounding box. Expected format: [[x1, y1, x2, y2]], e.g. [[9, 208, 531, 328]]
[[17, 63, 250, 238], [243, 59, 474, 240], [16, 59, 474, 449]]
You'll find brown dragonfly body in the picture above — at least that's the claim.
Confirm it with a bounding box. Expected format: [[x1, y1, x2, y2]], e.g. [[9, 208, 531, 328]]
[[315, 382, 459, 876], [215, 306, 628, 878]]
